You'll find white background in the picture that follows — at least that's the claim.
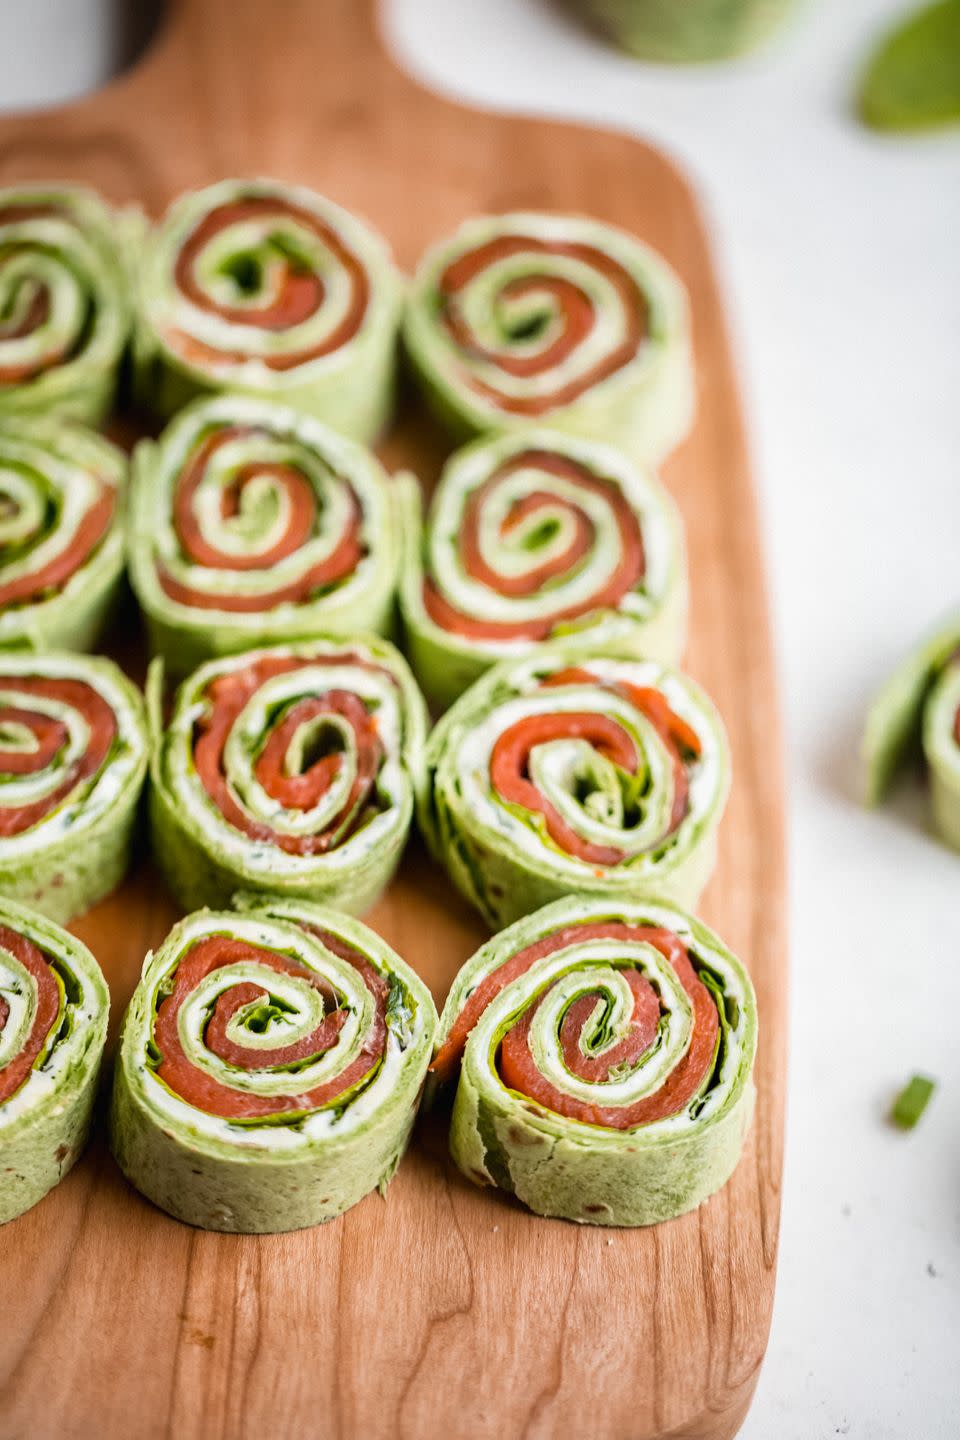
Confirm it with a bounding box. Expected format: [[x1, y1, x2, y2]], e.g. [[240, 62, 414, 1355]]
[[4, 2, 959, 1436]]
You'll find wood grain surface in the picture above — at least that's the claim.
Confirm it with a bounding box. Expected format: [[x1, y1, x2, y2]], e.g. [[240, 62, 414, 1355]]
[[0, 3, 787, 1437]]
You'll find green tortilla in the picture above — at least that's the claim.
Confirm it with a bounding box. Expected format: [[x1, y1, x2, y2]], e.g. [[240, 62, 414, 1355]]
[[404, 211, 694, 463], [565, 0, 798, 62], [110, 897, 437, 1232], [0, 419, 127, 652], [0, 183, 137, 425], [397, 428, 687, 711], [128, 393, 404, 677], [419, 642, 729, 928], [863, 615, 960, 848], [149, 635, 427, 914], [434, 895, 757, 1226], [133, 177, 402, 441], [0, 652, 148, 923], [0, 898, 109, 1225]]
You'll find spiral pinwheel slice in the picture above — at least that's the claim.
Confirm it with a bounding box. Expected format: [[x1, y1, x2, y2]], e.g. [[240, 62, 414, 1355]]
[[432, 895, 756, 1227], [135, 178, 402, 441], [0, 652, 148, 923], [404, 212, 694, 462], [110, 897, 437, 1232], [0, 183, 136, 425], [564, 0, 798, 63], [864, 614, 960, 848], [0, 897, 109, 1224], [0, 419, 127, 651], [420, 644, 728, 928], [149, 635, 427, 914], [128, 394, 403, 675], [398, 428, 686, 709]]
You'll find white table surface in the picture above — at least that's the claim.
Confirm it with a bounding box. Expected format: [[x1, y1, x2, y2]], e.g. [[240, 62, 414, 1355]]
[[5, 2, 959, 1436]]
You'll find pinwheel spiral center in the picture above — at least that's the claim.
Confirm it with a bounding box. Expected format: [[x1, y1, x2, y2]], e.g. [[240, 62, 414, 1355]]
[[165, 194, 372, 371], [150, 930, 391, 1120], [0, 466, 53, 550], [283, 713, 348, 777], [423, 449, 647, 644], [0, 926, 62, 1103], [0, 271, 49, 340], [0, 677, 117, 840]]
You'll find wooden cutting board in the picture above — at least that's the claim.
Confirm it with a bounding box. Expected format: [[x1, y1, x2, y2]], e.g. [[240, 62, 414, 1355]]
[[0, 3, 787, 1437]]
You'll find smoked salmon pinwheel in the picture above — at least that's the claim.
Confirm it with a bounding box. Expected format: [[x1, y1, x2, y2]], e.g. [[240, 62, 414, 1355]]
[[564, 0, 798, 62], [134, 178, 402, 440], [0, 898, 109, 1225], [404, 212, 694, 462], [419, 645, 729, 928], [128, 394, 402, 676], [110, 897, 437, 1233], [0, 183, 135, 425], [398, 428, 686, 710], [0, 652, 148, 923], [0, 420, 127, 652], [864, 614, 960, 849], [432, 895, 756, 1227], [148, 637, 427, 914]]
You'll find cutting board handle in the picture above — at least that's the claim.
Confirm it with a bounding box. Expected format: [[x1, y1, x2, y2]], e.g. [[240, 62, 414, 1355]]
[[135, 0, 411, 114], [0, 0, 421, 205]]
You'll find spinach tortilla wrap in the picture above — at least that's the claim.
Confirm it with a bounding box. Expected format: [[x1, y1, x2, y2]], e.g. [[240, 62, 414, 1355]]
[[128, 393, 403, 677], [565, 0, 798, 62], [419, 645, 729, 928], [864, 614, 960, 848], [134, 177, 402, 441], [149, 636, 427, 915], [0, 652, 148, 923], [110, 897, 437, 1233], [404, 211, 694, 463], [0, 183, 135, 425], [432, 894, 757, 1227], [398, 427, 686, 710], [0, 419, 127, 652], [0, 898, 109, 1225]]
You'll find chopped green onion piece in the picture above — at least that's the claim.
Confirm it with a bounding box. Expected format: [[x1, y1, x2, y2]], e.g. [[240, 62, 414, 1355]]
[[890, 1074, 937, 1129]]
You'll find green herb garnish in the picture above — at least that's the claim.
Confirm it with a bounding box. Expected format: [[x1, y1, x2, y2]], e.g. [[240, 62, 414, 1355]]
[[890, 1073, 936, 1129], [859, 1, 960, 132]]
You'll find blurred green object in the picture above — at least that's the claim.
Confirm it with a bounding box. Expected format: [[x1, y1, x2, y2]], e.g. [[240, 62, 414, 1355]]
[[860, 0, 960, 131], [890, 1074, 937, 1130], [565, 0, 799, 62]]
